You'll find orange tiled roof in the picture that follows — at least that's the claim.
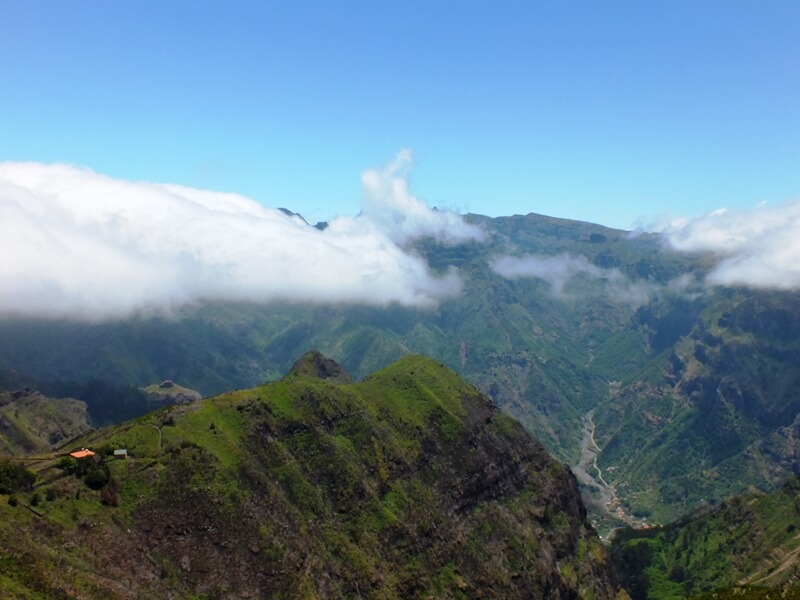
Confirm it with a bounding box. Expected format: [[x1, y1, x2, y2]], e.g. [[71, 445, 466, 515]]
[[69, 449, 95, 459]]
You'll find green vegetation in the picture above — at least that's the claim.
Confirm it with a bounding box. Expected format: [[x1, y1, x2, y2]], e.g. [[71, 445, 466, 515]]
[[40, 379, 161, 426], [612, 476, 800, 600], [0, 212, 702, 467], [0, 460, 35, 493], [3, 211, 800, 537], [0, 389, 92, 456], [595, 290, 800, 522], [0, 353, 618, 599], [692, 586, 800, 600]]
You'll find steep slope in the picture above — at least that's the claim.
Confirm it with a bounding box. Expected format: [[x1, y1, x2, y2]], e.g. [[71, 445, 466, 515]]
[[0, 389, 91, 455], [0, 354, 619, 599], [611, 476, 800, 600], [593, 289, 800, 522]]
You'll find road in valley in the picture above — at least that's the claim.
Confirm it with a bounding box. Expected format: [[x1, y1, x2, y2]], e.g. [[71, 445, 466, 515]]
[[572, 409, 643, 536], [573, 410, 614, 506]]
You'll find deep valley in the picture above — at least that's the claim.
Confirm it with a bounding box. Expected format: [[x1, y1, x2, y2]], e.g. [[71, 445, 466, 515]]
[[2, 211, 800, 598]]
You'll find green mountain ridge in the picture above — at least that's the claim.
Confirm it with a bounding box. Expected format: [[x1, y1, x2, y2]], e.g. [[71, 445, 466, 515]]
[[0, 353, 620, 599], [611, 475, 800, 599], [0, 212, 701, 464], [1, 211, 798, 528]]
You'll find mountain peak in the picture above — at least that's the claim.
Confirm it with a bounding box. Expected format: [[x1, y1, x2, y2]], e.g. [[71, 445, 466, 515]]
[[282, 350, 352, 383], [0, 354, 618, 598]]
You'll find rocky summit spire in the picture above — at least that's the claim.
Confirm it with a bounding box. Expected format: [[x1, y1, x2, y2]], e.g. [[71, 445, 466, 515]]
[[282, 350, 352, 383]]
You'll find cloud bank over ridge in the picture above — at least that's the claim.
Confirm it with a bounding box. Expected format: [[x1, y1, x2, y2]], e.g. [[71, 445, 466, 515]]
[[666, 200, 800, 290], [0, 154, 481, 320]]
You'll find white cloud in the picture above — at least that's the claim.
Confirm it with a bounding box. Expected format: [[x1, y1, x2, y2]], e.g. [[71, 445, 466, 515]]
[[490, 254, 611, 295], [360, 149, 485, 245], [629, 214, 692, 235], [489, 253, 689, 307], [666, 200, 800, 289], [0, 155, 475, 320]]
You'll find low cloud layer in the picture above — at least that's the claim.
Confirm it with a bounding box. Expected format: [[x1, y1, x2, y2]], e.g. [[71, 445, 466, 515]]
[[0, 154, 481, 320], [490, 254, 609, 295], [666, 201, 800, 289], [489, 253, 682, 307]]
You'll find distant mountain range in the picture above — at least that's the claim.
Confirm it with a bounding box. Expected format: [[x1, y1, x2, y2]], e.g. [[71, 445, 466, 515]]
[[2, 211, 798, 525]]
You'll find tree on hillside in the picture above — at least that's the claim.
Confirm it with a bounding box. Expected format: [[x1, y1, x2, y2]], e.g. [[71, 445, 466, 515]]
[[0, 460, 36, 494]]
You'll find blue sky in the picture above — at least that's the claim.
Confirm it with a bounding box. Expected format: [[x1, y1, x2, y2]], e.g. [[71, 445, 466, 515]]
[[1, 1, 798, 229]]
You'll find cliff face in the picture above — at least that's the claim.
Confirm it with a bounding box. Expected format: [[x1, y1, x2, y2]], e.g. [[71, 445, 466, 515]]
[[0, 354, 619, 599]]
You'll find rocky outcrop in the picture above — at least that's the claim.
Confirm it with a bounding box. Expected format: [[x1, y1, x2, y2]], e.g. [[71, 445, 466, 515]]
[[143, 380, 202, 405], [283, 349, 352, 383]]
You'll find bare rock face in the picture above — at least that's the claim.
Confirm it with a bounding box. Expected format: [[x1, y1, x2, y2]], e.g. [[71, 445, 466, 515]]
[[282, 350, 352, 383], [143, 381, 202, 406]]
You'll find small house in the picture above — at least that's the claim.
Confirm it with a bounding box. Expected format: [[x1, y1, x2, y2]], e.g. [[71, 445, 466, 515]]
[[113, 448, 128, 459]]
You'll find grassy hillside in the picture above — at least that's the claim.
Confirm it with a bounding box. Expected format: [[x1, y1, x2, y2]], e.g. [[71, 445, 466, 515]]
[[0, 389, 91, 455], [0, 353, 620, 599], [611, 476, 800, 600]]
